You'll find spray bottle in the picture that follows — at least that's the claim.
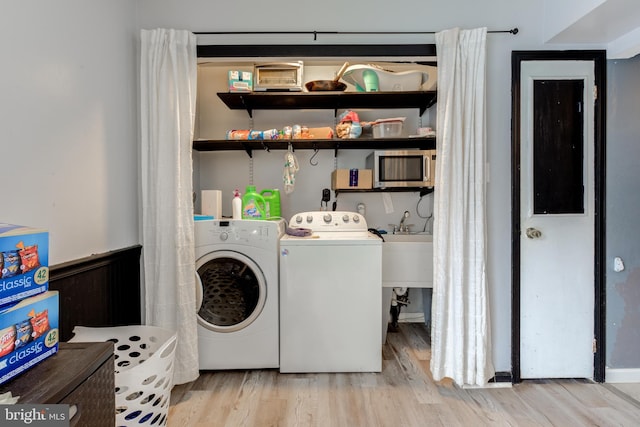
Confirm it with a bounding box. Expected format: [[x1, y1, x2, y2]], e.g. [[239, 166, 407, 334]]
[[232, 189, 242, 220]]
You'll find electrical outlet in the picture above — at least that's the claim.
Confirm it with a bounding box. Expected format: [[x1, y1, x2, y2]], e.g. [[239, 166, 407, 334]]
[[614, 257, 625, 272]]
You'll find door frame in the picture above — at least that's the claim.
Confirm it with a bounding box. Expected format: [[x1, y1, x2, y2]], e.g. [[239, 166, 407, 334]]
[[511, 50, 607, 383]]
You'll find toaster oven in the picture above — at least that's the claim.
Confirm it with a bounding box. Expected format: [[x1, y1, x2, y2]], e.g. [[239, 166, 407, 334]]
[[253, 61, 304, 91]]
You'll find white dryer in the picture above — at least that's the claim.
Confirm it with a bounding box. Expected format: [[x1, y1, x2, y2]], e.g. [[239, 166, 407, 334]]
[[195, 219, 284, 370]]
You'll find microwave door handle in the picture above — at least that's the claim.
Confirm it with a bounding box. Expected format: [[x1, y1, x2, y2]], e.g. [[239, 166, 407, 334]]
[[424, 156, 431, 182]]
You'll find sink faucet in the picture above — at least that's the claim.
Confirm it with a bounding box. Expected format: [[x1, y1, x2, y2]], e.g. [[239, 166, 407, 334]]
[[388, 211, 412, 234], [398, 211, 410, 233]]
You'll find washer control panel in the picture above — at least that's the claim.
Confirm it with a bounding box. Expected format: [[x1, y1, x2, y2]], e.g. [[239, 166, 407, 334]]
[[289, 211, 367, 232], [195, 219, 285, 248]]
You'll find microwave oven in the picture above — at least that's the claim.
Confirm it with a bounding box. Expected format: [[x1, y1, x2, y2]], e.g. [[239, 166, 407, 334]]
[[365, 150, 436, 188]]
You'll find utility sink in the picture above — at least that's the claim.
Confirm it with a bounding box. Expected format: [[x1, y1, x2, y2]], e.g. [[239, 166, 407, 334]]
[[383, 233, 433, 243], [382, 233, 433, 288], [381, 232, 434, 344]]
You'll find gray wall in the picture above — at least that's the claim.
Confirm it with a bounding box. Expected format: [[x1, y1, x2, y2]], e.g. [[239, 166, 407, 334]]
[[0, 1, 139, 264], [606, 55, 640, 369]]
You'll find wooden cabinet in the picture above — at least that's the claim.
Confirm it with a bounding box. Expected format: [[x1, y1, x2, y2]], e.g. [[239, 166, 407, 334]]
[[0, 342, 115, 427]]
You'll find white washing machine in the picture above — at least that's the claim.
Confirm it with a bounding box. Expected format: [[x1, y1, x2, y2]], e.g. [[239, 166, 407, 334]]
[[279, 211, 383, 373], [195, 219, 284, 370]]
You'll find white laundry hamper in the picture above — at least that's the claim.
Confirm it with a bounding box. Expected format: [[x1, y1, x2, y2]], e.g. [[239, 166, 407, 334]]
[[70, 325, 178, 427]]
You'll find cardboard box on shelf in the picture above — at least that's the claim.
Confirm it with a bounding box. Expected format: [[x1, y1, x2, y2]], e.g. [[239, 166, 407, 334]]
[[331, 169, 373, 190], [305, 127, 334, 139], [0, 224, 49, 307], [228, 70, 253, 92], [0, 291, 59, 385]]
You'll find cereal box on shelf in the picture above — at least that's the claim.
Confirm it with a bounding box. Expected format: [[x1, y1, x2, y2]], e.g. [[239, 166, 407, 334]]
[[0, 223, 49, 307], [0, 291, 59, 385]]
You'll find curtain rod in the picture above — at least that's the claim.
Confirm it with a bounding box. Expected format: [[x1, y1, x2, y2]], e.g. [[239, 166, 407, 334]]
[[194, 28, 519, 40]]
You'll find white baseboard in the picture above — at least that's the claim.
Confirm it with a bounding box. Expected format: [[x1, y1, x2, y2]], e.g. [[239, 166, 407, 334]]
[[398, 312, 425, 323], [463, 382, 513, 389], [606, 368, 640, 383]]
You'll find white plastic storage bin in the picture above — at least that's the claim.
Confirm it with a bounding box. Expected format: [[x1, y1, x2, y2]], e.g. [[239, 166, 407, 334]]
[[70, 325, 177, 427], [372, 120, 403, 138]]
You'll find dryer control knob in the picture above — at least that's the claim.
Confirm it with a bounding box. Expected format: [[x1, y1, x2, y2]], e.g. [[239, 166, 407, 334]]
[[353, 215, 360, 223], [295, 215, 303, 224], [219, 232, 229, 241], [323, 213, 332, 223], [306, 215, 313, 223], [342, 214, 350, 223]]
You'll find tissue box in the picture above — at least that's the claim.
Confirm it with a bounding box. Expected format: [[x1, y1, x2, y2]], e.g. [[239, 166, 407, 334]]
[[0, 291, 59, 385], [0, 224, 49, 307], [228, 70, 253, 92], [331, 169, 372, 190]]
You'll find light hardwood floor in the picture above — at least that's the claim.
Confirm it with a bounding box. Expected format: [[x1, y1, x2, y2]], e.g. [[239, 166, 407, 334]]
[[169, 324, 640, 426]]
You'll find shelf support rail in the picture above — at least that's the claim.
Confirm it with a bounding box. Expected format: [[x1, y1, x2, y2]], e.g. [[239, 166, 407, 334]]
[[241, 142, 253, 158]]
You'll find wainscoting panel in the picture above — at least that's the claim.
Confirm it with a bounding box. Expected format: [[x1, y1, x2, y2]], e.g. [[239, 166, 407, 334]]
[[49, 245, 142, 342]]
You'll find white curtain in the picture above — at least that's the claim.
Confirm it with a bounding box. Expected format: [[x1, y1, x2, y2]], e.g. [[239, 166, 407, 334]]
[[430, 27, 495, 386], [140, 29, 199, 385]]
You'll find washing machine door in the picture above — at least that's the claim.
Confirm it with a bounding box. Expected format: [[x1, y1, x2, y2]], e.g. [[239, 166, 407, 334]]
[[195, 250, 266, 333]]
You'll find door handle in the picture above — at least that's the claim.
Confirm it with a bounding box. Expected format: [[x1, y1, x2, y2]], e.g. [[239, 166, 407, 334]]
[[525, 227, 542, 239]]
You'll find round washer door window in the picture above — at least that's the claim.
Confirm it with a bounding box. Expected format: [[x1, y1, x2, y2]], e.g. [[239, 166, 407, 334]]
[[195, 250, 266, 333]]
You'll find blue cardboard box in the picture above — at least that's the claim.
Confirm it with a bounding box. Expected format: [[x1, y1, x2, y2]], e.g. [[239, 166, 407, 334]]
[[0, 291, 59, 385], [0, 223, 49, 307], [228, 70, 253, 92]]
